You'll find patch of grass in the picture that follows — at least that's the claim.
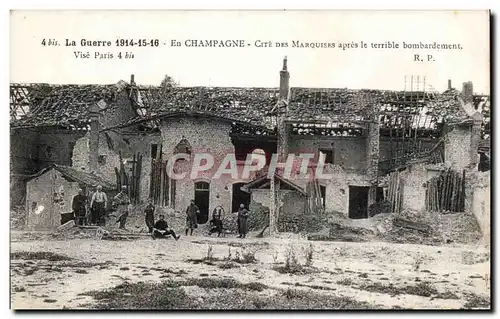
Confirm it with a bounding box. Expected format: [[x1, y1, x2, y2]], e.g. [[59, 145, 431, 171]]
[[82, 281, 193, 310], [23, 268, 37, 276], [433, 291, 460, 300], [462, 293, 491, 309], [82, 279, 373, 310], [218, 262, 240, 270], [12, 286, 25, 292], [293, 282, 337, 291], [43, 299, 57, 303], [336, 278, 353, 286], [237, 250, 257, 264], [280, 288, 375, 309], [356, 281, 445, 298], [461, 251, 490, 265], [273, 247, 316, 275], [182, 278, 268, 291], [11, 251, 73, 261], [188, 247, 258, 266]]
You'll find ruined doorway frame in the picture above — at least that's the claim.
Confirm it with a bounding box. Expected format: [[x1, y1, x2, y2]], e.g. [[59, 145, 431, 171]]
[[348, 186, 370, 219], [194, 180, 210, 224], [232, 182, 251, 214]]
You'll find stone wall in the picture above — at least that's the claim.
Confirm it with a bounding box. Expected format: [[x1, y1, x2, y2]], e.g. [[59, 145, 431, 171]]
[[470, 171, 490, 243], [10, 128, 85, 205], [288, 136, 366, 171], [160, 117, 253, 217], [400, 164, 428, 212], [445, 124, 473, 170], [25, 169, 80, 230], [72, 131, 160, 201], [316, 165, 372, 217]]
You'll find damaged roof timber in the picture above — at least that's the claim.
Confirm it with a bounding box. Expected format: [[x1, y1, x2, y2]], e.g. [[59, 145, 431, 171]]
[[10, 81, 488, 134]]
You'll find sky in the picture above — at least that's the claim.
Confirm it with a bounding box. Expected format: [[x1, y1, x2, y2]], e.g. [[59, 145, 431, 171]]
[[10, 10, 490, 94]]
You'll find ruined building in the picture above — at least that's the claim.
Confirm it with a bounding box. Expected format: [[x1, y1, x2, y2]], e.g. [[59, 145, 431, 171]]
[[10, 58, 490, 230]]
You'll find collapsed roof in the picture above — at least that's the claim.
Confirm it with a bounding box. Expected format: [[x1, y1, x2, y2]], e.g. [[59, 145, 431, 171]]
[[10, 81, 486, 134], [28, 164, 115, 191], [10, 81, 128, 129]]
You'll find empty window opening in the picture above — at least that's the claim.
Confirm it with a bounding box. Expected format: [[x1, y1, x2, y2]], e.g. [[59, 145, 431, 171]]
[[151, 144, 158, 159], [98, 155, 106, 165], [175, 138, 192, 155], [319, 149, 334, 164]]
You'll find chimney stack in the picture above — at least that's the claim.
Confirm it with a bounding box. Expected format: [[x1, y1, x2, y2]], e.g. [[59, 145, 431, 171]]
[[462, 81, 474, 104], [279, 56, 290, 101], [130, 74, 135, 86], [448, 79, 452, 90]]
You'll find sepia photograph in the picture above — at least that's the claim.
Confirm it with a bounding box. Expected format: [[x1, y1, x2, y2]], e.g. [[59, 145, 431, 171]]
[[9, 10, 491, 310]]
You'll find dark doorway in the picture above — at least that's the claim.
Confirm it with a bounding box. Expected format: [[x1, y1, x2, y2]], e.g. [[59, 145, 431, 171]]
[[320, 185, 326, 208], [194, 181, 210, 224], [232, 182, 251, 213], [348, 186, 369, 219]]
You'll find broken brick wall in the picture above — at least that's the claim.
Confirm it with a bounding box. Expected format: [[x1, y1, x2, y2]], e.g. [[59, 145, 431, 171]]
[[11, 129, 39, 205], [38, 131, 86, 168], [72, 131, 160, 201], [444, 124, 473, 170], [10, 128, 84, 205], [379, 138, 441, 173], [159, 117, 237, 216], [316, 164, 372, 218], [99, 85, 138, 129], [289, 136, 366, 171]]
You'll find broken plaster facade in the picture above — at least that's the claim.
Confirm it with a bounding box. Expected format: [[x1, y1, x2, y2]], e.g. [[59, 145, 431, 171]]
[[26, 169, 80, 230]]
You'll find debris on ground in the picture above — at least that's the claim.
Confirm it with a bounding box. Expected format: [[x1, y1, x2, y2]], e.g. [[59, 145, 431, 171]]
[[309, 209, 483, 246], [57, 220, 75, 232]]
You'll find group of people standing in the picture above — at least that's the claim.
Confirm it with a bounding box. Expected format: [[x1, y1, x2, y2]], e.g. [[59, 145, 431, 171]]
[[143, 199, 250, 240], [72, 185, 109, 226], [71, 185, 131, 229], [73, 186, 250, 239]]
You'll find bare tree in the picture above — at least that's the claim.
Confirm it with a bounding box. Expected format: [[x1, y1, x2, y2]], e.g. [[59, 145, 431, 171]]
[[160, 75, 179, 88]]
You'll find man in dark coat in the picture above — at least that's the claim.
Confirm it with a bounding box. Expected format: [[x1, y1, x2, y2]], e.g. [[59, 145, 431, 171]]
[[72, 189, 87, 226], [209, 206, 224, 237], [237, 203, 249, 238], [151, 214, 180, 240], [185, 200, 199, 236], [144, 201, 155, 233], [113, 185, 131, 230]]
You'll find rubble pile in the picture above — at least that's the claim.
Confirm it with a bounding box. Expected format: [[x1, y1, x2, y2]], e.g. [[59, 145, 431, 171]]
[[308, 208, 482, 246], [435, 212, 482, 244], [380, 209, 482, 245]]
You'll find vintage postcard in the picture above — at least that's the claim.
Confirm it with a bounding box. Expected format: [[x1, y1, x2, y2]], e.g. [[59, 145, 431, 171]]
[[9, 10, 491, 310]]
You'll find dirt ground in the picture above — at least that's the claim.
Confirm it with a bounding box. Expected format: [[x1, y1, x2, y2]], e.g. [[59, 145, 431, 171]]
[[10, 230, 491, 310]]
